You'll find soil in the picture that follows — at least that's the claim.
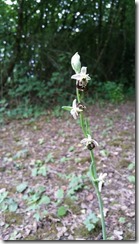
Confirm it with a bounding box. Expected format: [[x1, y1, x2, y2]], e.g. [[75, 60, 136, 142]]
[[0, 101, 135, 240]]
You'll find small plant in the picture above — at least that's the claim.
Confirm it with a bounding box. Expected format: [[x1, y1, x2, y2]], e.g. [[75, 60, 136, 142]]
[[57, 205, 68, 217], [26, 186, 50, 221], [31, 160, 48, 177], [62, 52, 107, 240], [67, 174, 84, 197], [84, 212, 99, 231], [0, 190, 18, 212]]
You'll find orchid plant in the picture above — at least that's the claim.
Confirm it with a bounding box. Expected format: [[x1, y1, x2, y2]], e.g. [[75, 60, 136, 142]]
[[62, 52, 107, 240]]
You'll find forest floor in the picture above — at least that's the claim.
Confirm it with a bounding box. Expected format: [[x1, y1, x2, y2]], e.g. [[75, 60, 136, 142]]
[[0, 101, 135, 240]]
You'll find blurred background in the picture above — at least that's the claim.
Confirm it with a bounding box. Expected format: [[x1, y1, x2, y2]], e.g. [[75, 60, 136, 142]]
[[0, 0, 135, 119]]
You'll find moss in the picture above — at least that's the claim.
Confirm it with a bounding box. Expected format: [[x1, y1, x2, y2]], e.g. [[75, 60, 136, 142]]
[[124, 230, 135, 240], [0, 184, 16, 193], [109, 201, 119, 206], [121, 144, 132, 150], [23, 236, 37, 240], [118, 159, 130, 168], [64, 197, 81, 214], [74, 223, 101, 239], [0, 166, 6, 172], [5, 212, 23, 225], [23, 223, 57, 240], [109, 140, 123, 147], [118, 131, 131, 136]]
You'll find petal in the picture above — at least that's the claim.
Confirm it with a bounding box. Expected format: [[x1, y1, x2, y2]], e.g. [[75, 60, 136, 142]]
[[86, 74, 91, 80], [70, 109, 77, 119], [80, 138, 88, 144], [71, 74, 82, 80], [72, 99, 77, 109], [76, 107, 83, 112], [92, 139, 99, 147], [102, 173, 107, 179], [81, 66, 87, 75], [98, 181, 103, 192]]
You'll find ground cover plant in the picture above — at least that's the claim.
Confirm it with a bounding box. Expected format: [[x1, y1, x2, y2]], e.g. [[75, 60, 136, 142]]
[[0, 98, 135, 240]]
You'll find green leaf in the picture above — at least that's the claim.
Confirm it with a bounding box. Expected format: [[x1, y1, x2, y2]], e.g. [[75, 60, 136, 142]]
[[28, 194, 41, 204], [45, 153, 54, 163], [61, 106, 72, 111], [84, 221, 95, 231], [27, 203, 38, 211], [0, 191, 8, 203], [119, 217, 126, 223], [100, 149, 109, 157], [60, 157, 69, 163], [38, 165, 47, 176], [31, 168, 38, 177], [1, 202, 8, 211], [57, 206, 68, 217], [38, 138, 44, 145], [37, 186, 46, 194], [34, 212, 40, 221], [128, 175, 135, 184], [9, 200, 18, 212], [128, 163, 135, 170], [89, 212, 99, 224], [39, 195, 50, 205], [55, 189, 64, 199], [68, 146, 74, 152], [16, 182, 28, 193], [84, 212, 99, 232]]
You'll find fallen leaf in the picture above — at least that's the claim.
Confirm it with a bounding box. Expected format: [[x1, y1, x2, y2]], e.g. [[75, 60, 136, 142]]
[[114, 230, 123, 240], [86, 193, 94, 201], [56, 226, 67, 239]]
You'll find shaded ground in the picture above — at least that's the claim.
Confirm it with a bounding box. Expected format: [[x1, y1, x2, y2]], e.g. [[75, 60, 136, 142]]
[[0, 101, 135, 240]]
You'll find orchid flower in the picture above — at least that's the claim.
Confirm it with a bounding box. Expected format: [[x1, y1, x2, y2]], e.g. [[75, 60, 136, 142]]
[[71, 66, 91, 82], [81, 134, 99, 150], [70, 99, 83, 119], [98, 173, 107, 192]]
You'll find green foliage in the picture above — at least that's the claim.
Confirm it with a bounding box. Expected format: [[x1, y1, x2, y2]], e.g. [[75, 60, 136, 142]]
[[0, 190, 18, 212], [16, 182, 28, 193], [83, 212, 99, 232], [31, 160, 48, 177], [44, 153, 54, 163], [103, 81, 124, 103], [119, 217, 126, 224], [15, 185, 50, 221], [127, 175, 135, 184], [128, 162, 135, 170], [27, 186, 50, 209], [0, 0, 135, 116], [55, 189, 64, 201], [67, 174, 84, 197], [57, 205, 68, 217]]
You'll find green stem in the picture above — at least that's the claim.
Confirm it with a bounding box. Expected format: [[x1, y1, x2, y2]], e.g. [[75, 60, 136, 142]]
[[90, 161, 107, 240], [76, 88, 86, 136], [76, 87, 106, 240], [96, 188, 107, 240]]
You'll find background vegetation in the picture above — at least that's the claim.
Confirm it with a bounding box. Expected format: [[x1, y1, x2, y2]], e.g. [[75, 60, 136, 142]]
[[0, 0, 135, 118]]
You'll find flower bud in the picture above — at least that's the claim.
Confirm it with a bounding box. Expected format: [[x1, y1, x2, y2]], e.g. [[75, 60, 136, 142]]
[[71, 52, 81, 73]]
